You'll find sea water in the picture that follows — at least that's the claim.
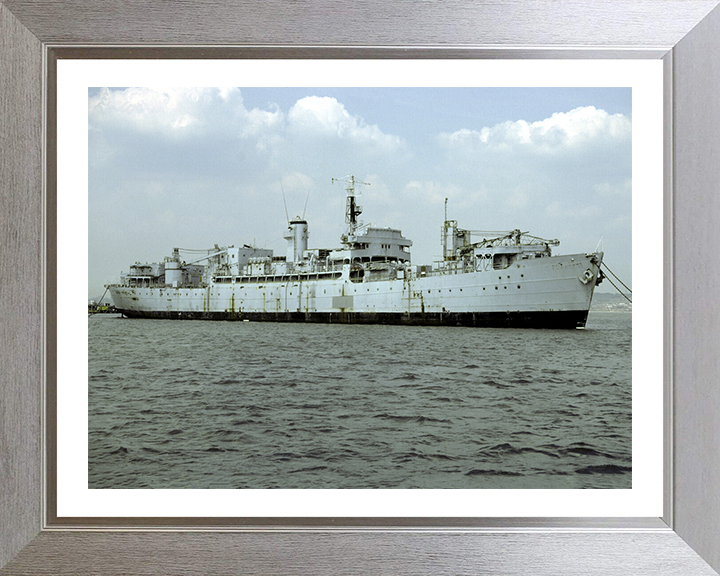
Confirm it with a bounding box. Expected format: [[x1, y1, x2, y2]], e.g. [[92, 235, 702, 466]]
[[88, 312, 631, 489]]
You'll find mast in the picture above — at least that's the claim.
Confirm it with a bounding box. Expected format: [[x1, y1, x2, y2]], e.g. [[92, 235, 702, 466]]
[[332, 175, 369, 236], [442, 197, 459, 261]]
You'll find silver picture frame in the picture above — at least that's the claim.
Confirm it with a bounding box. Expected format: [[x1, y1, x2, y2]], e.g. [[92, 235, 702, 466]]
[[2, 1, 720, 574]]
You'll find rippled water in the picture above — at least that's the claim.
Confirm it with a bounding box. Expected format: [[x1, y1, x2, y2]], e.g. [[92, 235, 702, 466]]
[[88, 312, 631, 489]]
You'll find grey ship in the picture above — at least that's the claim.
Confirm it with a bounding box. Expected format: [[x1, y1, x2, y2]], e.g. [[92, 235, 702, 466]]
[[107, 176, 604, 328]]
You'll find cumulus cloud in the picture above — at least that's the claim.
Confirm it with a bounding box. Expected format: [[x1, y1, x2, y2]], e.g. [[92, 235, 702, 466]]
[[89, 87, 211, 135], [432, 105, 631, 215], [88, 88, 405, 170], [287, 96, 405, 153], [438, 106, 630, 155], [88, 87, 284, 139]]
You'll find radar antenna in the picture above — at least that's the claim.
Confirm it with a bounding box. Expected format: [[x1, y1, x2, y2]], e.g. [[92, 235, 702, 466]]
[[332, 175, 369, 236]]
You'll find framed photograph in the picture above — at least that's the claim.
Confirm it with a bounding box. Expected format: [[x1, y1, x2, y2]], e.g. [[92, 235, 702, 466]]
[[2, 1, 720, 574]]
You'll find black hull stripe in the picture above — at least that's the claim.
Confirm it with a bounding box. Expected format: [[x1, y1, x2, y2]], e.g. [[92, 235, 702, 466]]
[[117, 309, 590, 329]]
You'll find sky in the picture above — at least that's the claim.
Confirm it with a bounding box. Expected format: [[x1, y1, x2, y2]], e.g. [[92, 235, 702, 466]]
[[88, 87, 631, 300]]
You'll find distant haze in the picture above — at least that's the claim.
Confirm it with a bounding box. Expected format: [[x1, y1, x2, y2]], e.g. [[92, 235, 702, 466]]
[[89, 87, 631, 300]]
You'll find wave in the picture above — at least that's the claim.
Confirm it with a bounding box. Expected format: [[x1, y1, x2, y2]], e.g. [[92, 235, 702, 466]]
[[465, 469, 523, 477], [576, 464, 632, 475], [373, 413, 451, 424]]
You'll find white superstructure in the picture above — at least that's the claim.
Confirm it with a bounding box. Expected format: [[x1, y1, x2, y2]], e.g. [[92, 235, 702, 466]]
[[108, 176, 604, 329]]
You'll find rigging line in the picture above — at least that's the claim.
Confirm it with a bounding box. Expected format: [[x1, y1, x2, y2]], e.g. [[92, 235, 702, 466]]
[[302, 189, 310, 220], [600, 262, 632, 294], [263, 236, 284, 247], [96, 286, 110, 305], [603, 273, 632, 303], [280, 182, 290, 224]]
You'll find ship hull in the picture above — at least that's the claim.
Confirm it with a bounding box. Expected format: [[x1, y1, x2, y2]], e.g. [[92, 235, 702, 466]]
[[118, 308, 590, 329], [109, 252, 601, 329]]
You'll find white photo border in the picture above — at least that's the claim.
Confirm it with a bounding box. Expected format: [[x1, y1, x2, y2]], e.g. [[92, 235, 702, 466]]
[[60, 59, 663, 518]]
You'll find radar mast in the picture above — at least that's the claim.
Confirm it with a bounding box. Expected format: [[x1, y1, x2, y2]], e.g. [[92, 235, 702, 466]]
[[332, 175, 369, 237]]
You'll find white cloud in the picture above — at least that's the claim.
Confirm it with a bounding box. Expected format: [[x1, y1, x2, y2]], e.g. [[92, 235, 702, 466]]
[[240, 104, 284, 138], [287, 96, 405, 153], [438, 106, 630, 155], [430, 106, 631, 230], [280, 172, 315, 194], [89, 89, 405, 171], [88, 87, 287, 141], [89, 87, 209, 135]]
